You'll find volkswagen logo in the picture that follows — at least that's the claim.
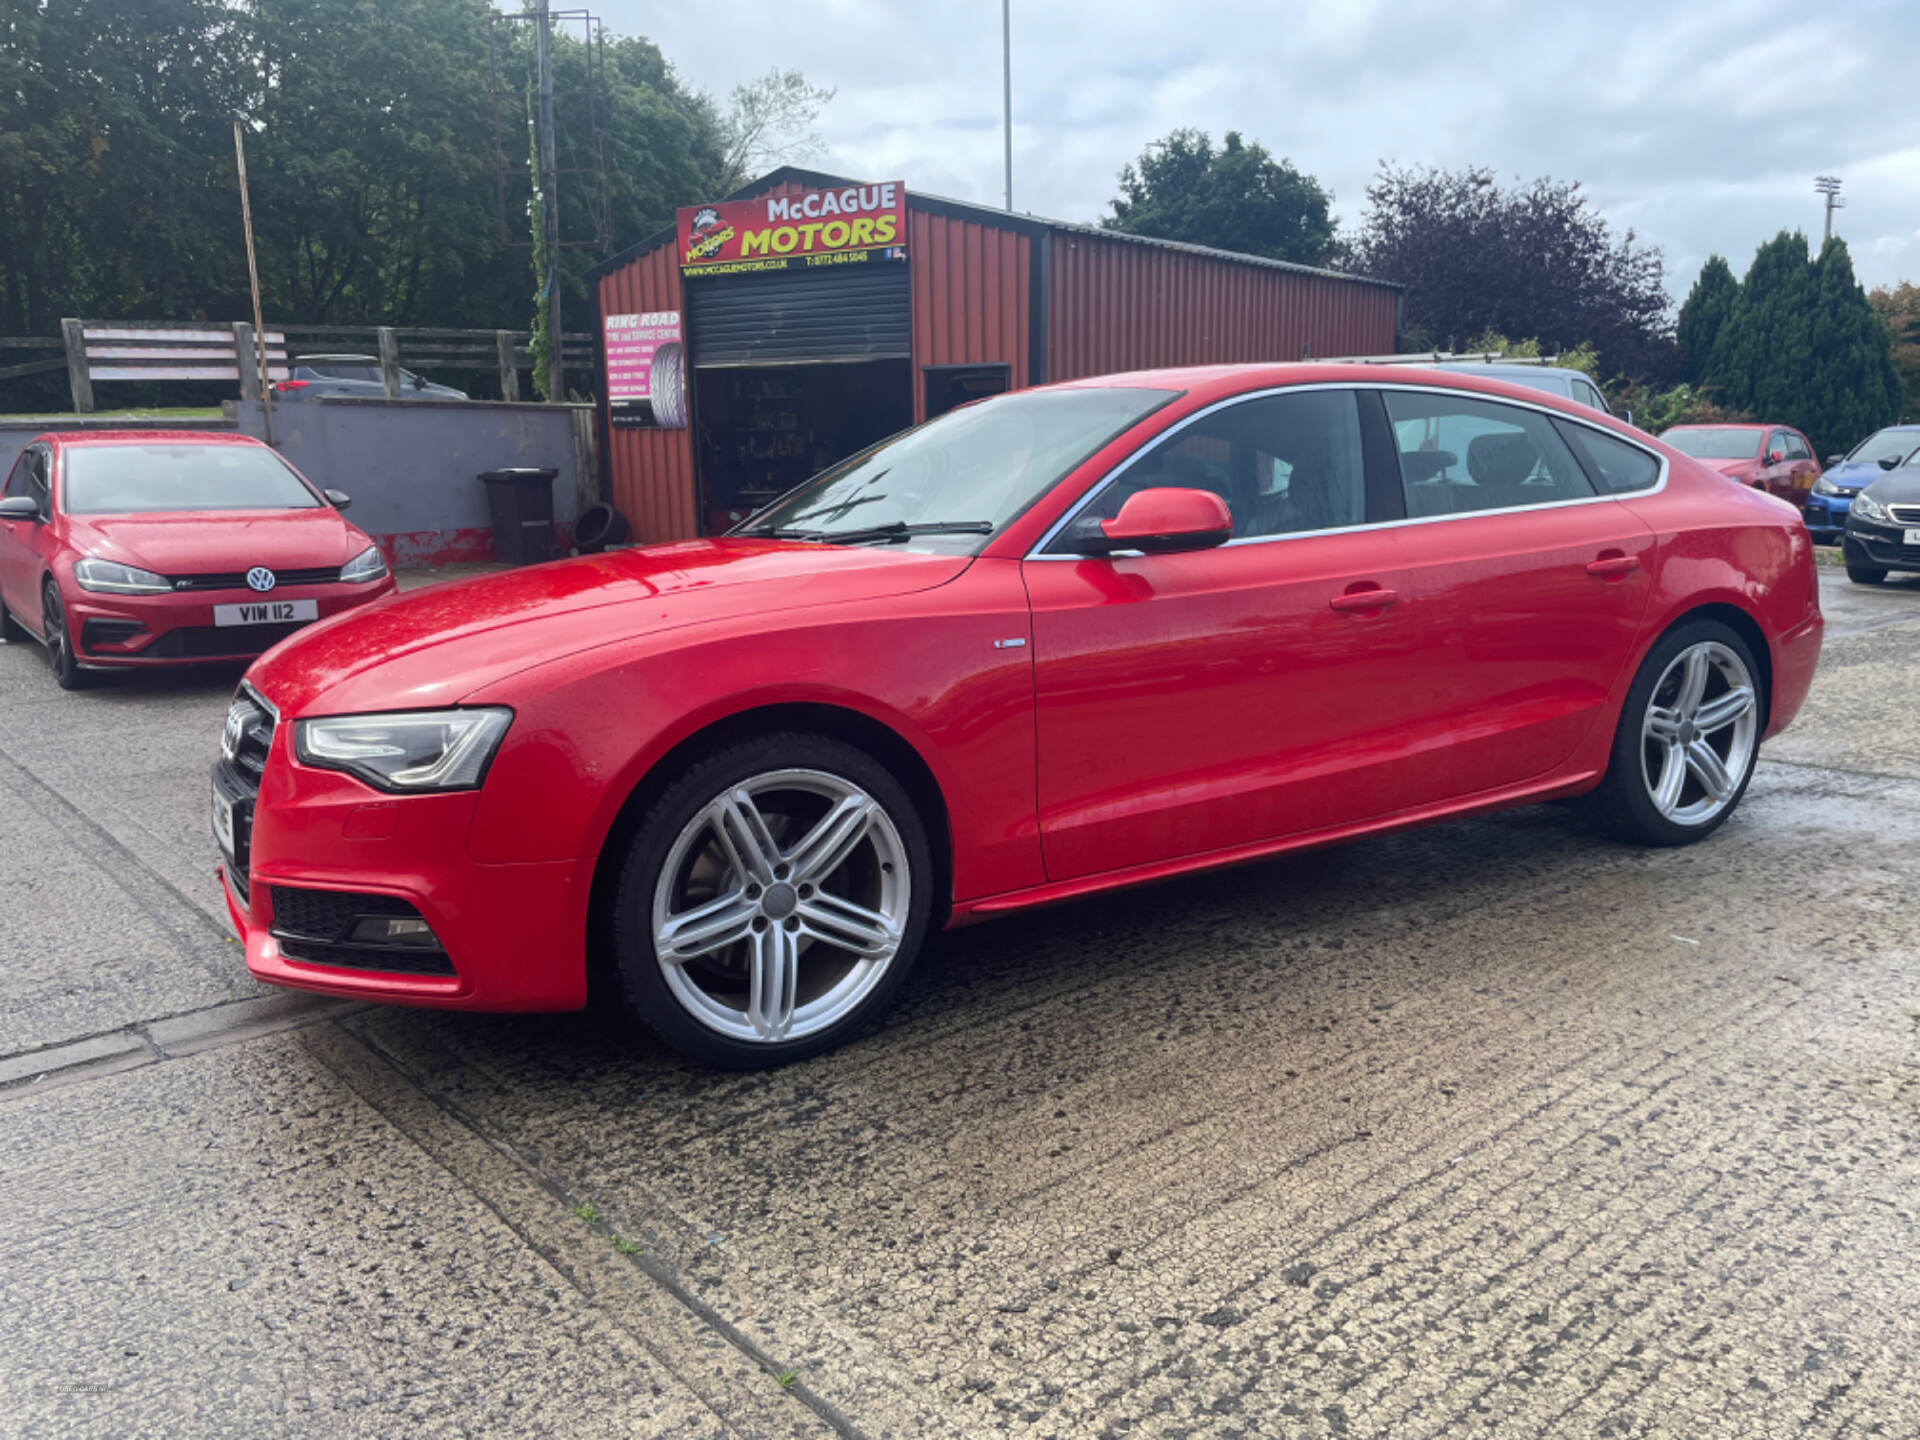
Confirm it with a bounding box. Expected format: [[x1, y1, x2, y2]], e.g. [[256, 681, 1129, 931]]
[[245, 566, 277, 593]]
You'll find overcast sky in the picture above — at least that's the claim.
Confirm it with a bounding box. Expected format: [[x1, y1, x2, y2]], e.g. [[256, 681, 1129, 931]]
[[598, 0, 1920, 304]]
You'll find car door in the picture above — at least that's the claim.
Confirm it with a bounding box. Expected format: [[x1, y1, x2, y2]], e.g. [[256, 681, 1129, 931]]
[[1022, 385, 1424, 882], [0, 445, 50, 618], [1780, 430, 1819, 497], [1376, 388, 1657, 807]]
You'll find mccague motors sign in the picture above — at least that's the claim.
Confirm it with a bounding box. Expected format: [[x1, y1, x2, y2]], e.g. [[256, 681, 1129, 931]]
[[676, 181, 908, 276]]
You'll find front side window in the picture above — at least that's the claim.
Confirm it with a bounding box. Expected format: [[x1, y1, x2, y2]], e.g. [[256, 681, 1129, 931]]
[[2, 449, 35, 500], [741, 386, 1179, 553], [1781, 432, 1811, 462], [63, 444, 323, 515], [1383, 391, 1594, 517], [1065, 389, 1367, 544]]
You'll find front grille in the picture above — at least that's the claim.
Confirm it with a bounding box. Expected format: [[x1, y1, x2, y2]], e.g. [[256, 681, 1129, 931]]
[[1889, 504, 1920, 526], [169, 566, 341, 592], [214, 686, 275, 908], [82, 618, 148, 652], [149, 622, 310, 659], [268, 885, 457, 978]]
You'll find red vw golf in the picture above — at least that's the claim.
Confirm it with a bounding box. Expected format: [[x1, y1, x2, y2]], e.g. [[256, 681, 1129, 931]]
[[217, 366, 1822, 1066], [0, 432, 395, 688]]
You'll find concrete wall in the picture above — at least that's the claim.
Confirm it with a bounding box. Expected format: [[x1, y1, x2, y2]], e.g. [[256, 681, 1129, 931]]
[[234, 397, 598, 565]]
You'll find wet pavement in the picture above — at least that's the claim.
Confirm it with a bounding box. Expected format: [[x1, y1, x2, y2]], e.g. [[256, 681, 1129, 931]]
[[3, 570, 1918, 1438]]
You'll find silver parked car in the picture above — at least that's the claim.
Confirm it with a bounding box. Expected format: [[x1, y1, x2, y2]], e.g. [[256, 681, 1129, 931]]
[[273, 354, 468, 402], [1428, 361, 1612, 415]]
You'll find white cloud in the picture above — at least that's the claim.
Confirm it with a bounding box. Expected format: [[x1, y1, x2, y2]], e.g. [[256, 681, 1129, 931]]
[[597, 0, 1920, 297]]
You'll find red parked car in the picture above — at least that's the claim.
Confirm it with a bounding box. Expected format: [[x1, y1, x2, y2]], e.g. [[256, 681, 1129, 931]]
[[1658, 423, 1820, 499], [216, 366, 1823, 1066], [0, 432, 395, 689]]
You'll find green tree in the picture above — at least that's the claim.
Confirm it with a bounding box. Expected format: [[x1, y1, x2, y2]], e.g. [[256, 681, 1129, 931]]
[[1706, 232, 1899, 457], [1102, 129, 1337, 267], [1675, 254, 1736, 382], [1868, 282, 1920, 420]]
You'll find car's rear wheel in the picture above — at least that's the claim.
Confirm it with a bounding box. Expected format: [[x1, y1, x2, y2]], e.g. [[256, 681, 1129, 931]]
[[1585, 619, 1762, 846], [40, 581, 87, 690], [611, 732, 932, 1067]]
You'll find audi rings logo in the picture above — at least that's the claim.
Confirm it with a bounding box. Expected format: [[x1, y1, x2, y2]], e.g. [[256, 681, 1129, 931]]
[[222, 703, 247, 761], [246, 567, 277, 593]]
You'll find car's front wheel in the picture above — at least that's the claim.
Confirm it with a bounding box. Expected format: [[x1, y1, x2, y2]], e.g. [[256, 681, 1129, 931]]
[[611, 732, 933, 1067], [40, 581, 87, 690], [1585, 619, 1763, 846]]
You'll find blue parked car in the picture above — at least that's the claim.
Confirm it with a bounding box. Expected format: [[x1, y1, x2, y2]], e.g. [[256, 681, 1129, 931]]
[[1804, 425, 1920, 540]]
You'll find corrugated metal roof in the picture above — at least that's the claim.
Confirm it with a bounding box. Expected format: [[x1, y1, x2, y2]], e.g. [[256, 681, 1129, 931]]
[[587, 166, 1399, 293]]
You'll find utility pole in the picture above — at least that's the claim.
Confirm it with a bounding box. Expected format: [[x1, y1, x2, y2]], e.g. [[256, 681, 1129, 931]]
[[1815, 175, 1844, 246], [1002, 0, 1013, 211], [534, 0, 563, 402], [231, 114, 274, 446]]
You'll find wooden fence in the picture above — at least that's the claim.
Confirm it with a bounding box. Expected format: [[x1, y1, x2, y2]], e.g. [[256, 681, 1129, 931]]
[[2, 320, 596, 412]]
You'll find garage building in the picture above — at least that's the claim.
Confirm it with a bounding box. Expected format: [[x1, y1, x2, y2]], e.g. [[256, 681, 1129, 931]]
[[590, 167, 1400, 543]]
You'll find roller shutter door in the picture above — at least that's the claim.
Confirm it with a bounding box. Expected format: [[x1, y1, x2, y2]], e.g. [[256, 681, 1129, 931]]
[[687, 262, 911, 367]]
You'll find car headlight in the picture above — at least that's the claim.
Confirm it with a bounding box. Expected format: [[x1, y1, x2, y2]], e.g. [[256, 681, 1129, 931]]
[[1812, 475, 1839, 496], [295, 708, 512, 791], [339, 545, 388, 583], [1852, 492, 1891, 524], [72, 557, 171, 594]]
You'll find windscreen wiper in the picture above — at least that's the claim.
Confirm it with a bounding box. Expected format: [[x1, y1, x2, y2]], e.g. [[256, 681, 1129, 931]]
[[803, 520, 996, 545]]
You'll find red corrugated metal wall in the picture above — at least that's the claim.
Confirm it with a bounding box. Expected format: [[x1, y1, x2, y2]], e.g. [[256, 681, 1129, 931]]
[[1046, 229, 1397, 382], [908, 210, 1029, 422], [597, 243, 697, 544]]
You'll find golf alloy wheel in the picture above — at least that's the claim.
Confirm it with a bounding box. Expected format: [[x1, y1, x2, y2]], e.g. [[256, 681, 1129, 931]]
[[1638, 640, 1758, 828], [650, 767, 911, 1045]]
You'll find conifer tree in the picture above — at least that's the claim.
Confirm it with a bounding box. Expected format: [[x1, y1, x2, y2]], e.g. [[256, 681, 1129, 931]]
[[1676, 254, 1737, 381]]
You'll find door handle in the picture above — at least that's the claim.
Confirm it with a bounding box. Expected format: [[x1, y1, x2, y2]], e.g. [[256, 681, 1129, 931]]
[[1586, 554, 1639, 579], [1329, 587, 1398, 613]]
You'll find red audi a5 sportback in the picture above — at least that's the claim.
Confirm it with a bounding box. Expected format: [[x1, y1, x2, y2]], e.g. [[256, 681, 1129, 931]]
[[216, 366, 1822, 1066], [0, 432, 395, 688]]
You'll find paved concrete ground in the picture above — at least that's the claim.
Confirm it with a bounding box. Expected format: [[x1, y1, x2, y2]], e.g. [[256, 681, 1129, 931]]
[[3, 569, 1918, 1438]]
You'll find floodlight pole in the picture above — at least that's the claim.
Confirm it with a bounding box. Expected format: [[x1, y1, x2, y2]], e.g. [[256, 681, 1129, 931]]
[[1815, 175, 1843, 246], [232, 114, 274, 446], [534, 0, 563, 402], [1002, 0, 1013, 210]]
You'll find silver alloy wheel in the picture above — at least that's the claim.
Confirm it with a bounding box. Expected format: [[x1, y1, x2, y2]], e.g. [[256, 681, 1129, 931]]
[[651, 767, 910, 1044], [1639, 640, 1759, 827]]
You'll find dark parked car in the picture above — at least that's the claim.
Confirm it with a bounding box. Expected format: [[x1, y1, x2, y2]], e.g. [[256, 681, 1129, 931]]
[[272, 354, 468, 402], [1804, 425, 1920, 541], [1840, 458, 1920, 584]]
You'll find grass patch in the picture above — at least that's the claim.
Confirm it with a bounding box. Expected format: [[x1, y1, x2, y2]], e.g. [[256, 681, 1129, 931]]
[[570, 1202, 601, 1225], [775, 1369, 798, 1390], [613, 1236, 640, 1255]]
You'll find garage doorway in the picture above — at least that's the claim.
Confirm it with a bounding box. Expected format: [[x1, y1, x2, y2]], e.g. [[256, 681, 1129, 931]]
[[925, 363, 1011, 421]]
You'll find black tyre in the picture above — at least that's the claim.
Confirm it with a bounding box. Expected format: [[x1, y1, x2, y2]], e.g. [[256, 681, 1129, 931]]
[[41, 581, 88, 690], [1843, 539, 1887, 585], [1584, 618, 1764, 847], [610, 731, 933, 1067]]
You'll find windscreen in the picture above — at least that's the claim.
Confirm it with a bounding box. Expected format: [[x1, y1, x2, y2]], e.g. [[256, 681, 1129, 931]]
[[1848, 429, 1920, 466], [738, 387, 1179, 551], [1662, 428, 1761, 459], [64, 444, 322, 514]]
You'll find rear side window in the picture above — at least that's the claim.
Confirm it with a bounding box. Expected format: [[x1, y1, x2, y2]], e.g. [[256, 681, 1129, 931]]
[[307, 363, 382, 382], [1382, 391, 1594, 517], [1557, 422, 1662, 494], [1071, 388, 1368, 541]]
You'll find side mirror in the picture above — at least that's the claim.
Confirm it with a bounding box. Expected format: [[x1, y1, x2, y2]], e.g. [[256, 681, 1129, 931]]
[[0, 495, 40, 522], [412, 372, 427, 390], [1766, 450, 1785, 465], [1825, 454, 1844, 467], [1075, 487, 1233, 556], [324, 489, 352, 510], [1880, 456, 1902, 471]]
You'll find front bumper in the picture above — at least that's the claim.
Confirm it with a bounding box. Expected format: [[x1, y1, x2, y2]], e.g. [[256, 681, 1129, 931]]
[[1801, 494, 1852, 537], [216, 720, 591, 1012], [67, 575, 395, 666], [1843, 516, 1920, 572]]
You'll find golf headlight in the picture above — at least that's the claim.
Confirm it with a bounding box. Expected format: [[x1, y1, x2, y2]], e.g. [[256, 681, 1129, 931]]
[[1852, 492, 1891, 524], [72, 557, 170, 594], [339, 545, 388, 583], [295, 708, 512, 791], [1812, 475, 1839, 496]]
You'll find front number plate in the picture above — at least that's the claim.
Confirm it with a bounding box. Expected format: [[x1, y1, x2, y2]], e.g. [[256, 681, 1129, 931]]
[[211, 785, 236, 861], [214, 599, 318, 627], [1904, 528, 1920, 546]]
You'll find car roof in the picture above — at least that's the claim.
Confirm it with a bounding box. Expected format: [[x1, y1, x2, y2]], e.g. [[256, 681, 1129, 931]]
[[1663, 422, 1768, 431], [1038, 361, 1622, 419], [38, 430, 265, 449], [296, 354, 380, 363]]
